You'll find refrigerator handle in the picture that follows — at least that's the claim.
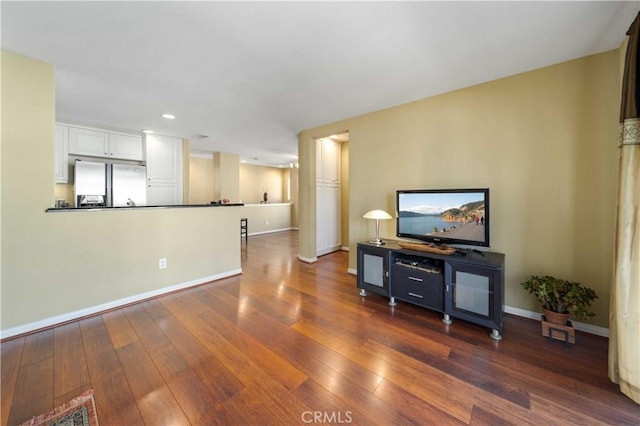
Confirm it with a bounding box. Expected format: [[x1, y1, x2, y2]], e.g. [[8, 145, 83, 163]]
[[105, 165, 113, 207]]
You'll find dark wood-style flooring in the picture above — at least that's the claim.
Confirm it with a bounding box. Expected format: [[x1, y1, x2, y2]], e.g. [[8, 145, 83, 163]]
[[2, 231, 639, 425]]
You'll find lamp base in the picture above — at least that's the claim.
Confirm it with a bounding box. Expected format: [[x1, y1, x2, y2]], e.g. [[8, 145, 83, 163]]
[[369, 238, 385, 245]]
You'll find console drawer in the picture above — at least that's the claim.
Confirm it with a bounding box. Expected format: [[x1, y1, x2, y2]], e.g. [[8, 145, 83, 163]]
[[391, 264, 444, 311]]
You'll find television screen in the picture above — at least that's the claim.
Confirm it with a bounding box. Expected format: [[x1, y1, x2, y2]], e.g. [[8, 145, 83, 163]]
[[396, 188, 490, 247]]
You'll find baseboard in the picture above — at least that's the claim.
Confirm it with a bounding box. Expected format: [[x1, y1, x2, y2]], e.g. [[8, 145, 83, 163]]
[[341, 246, 350, 252], [0, 269, 242, 340], [347, 268, 357, 275], [248, 227, 294, 236], [504, 305, 609, 338], [297, 255, 318, 263]]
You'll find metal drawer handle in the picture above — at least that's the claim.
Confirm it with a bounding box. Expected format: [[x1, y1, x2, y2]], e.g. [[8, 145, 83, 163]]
[[408, 276, 423, 282], [408, 292, 424, 299]]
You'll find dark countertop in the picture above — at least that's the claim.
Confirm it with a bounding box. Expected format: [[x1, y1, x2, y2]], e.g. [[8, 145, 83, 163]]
[[46, 203, 244, 212]]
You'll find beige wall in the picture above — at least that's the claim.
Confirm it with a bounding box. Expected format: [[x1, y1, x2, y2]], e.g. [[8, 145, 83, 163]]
[[290, 167, 299, 228], [190, 158, 290, 204], [239, 163, 287, 204], [189, 154, 215, 204], [241, 204, 292, 235], [340, 141, 350, 248], [1, 51, 242, 335], [213, 151, 240, 202], [298, 50, 620, 328]]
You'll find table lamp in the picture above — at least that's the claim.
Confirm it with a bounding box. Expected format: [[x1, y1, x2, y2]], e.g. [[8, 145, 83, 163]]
[[363, 209, 392, 245]]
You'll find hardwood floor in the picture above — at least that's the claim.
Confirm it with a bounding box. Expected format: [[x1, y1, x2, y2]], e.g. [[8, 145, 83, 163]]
[[2, 231, 639, 425]]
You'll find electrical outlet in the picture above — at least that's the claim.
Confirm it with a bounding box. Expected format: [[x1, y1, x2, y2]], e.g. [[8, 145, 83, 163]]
[[158, 258, 167, 269]]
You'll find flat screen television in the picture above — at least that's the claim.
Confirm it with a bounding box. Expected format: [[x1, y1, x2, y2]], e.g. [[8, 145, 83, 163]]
[[396, 188, 490, 247]]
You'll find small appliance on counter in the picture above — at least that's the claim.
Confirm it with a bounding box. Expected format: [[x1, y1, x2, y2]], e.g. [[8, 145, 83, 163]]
[[74, 160, 147, 208]]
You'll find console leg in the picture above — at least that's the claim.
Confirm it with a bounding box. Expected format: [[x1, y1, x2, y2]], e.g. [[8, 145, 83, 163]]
[[388, 297, 397, 307], [359, 289, 367, 297], [442, 314, 452, 325], [490, 329, 503, 341]]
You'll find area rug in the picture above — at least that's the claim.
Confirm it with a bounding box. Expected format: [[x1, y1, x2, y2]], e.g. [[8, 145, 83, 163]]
[[20, 389, 98, 426]]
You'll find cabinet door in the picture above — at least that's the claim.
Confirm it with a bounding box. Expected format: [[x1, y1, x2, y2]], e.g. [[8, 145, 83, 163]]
[[444, 261, 503, 331], [145, 135, 182, 205], [323, 139, 340, 183], [147, 183, 179, 206], [316, 139, 341, 183], [108, 133, 143, 161], [357, 244, 390, 297], [316, 183, 341, 255], [54, 124, 69, 183], [68, 127, 109, 157], [146, 136, 180, 182]]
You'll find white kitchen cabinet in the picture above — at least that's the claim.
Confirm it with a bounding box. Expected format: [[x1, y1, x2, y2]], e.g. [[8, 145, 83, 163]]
[[68, 127, 108, 157], [108, 132, 143, 160], [145, 134, 183, 205], [54, 124, 69, 183], [68, 126, 143, 161]]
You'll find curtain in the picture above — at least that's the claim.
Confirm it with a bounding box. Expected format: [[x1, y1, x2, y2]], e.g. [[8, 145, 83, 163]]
[[609, 11, 640, 405]]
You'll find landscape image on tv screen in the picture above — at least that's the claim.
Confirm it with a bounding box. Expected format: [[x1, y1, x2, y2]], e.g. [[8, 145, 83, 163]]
[[398, 192, 486, 244]]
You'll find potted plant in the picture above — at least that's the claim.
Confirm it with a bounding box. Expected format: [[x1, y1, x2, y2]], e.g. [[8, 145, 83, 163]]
[[520, 275, 598, 325]]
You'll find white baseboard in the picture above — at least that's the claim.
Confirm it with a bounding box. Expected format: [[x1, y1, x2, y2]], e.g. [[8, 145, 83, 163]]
[[0, 269, 242, 340], [341, 246, 350, 252], [504, 305, 609, 338], [297, 255, 318, 263], [347, 268, 357, 275], [248, 227, 294, 236]]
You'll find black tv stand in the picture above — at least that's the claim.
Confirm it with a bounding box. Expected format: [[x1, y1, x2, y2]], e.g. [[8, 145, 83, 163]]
[[357, 240, 505, 340]]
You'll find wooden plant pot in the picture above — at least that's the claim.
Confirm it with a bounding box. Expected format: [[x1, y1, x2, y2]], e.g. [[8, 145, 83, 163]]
[[543, 308, 570, 325], [542, 313, 575, 345]]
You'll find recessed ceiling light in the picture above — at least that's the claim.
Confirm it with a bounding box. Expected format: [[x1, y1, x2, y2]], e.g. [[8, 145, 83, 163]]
[[142, 129, 154, 134], [240, 160, 247, 163], [162, 113, 175, 120]]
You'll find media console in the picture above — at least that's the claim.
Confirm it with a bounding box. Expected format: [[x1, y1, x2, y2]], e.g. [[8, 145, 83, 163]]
[[357, 240, 505, 340]]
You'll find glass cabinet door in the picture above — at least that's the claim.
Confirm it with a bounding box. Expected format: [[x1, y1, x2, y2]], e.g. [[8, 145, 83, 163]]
[[357, 244, 390, 297], [444, 260, 503, 333]]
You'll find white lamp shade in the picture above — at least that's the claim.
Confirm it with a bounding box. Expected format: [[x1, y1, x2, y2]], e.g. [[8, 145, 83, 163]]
[[363, 209, 392, 220]]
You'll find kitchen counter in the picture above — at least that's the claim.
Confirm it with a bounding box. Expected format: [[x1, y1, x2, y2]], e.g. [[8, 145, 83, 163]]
[[46, 203, 244, 212]]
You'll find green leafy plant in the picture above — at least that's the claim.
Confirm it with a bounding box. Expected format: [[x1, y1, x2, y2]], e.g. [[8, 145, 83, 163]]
[[520, 275, 598, 321]]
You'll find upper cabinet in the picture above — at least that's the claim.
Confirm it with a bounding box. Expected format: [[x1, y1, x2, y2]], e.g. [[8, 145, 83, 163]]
[[316, 138, 341, 183], [54, 124, 69, 183], [108, 133, 144, 160], [68, 126, 143, 161]]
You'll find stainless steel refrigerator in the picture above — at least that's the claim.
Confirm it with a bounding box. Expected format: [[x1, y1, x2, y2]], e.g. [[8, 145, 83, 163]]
[[74, 160, 147, 207]]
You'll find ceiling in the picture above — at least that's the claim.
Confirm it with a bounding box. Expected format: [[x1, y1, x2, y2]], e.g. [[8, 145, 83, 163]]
[[2, 2, 638, 167]]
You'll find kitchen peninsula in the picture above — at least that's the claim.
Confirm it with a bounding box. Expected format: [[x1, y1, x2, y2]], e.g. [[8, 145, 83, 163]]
[[5, 50, 255, 340], [45, 203, 244, 212]]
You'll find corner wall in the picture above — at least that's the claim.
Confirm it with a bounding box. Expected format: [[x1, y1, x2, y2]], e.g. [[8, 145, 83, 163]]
[[298, 50, 619, 328]]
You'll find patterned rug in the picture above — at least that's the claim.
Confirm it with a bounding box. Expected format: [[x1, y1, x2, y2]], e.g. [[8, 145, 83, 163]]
[[20, 389, 98, 426]]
